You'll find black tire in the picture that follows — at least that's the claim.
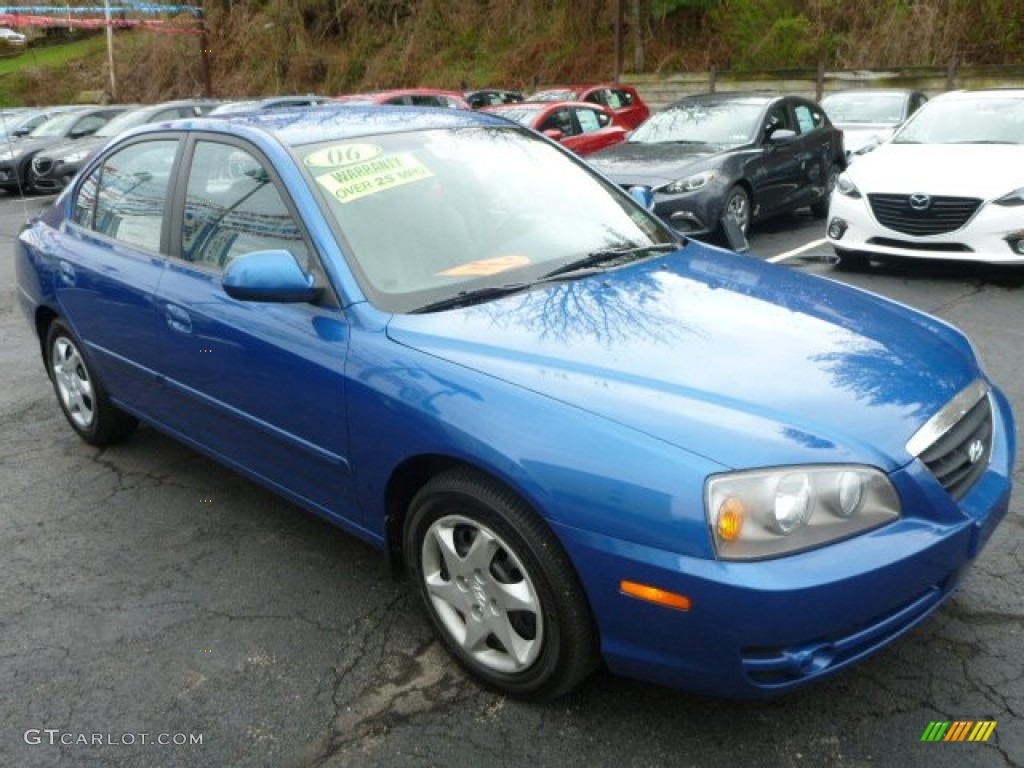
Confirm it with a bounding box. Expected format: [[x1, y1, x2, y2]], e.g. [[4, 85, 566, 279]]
[[833, 247, 870, 272], [45, 320, 138, 445], [810, 163, 841, 218], [404, 467, 598, 700], [721, 184, 751, 236]]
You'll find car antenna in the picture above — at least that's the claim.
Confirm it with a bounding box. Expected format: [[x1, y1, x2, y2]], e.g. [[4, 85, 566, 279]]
[[0, 112, 32, 225]]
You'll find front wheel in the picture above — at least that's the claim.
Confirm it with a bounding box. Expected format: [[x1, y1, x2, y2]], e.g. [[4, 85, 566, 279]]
[[46, 320, 138, 445], [721, 184, 751, 236], [404, 468, 598, 700]]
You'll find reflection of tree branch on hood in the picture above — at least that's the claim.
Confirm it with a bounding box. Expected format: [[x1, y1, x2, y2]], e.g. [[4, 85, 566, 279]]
[[482, 270, 699, 349]]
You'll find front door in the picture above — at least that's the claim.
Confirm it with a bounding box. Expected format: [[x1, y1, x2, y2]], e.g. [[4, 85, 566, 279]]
[[153, 137, 357, 522]]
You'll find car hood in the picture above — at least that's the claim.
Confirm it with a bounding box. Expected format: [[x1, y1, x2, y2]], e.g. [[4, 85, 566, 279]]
[[2, 136, 63, 157], [587, 142, 735, 186], [37, 136, 103, 162], [839, 125, 897, 154], [846, 143, 1024, 196], [386, 245, 979, 471]]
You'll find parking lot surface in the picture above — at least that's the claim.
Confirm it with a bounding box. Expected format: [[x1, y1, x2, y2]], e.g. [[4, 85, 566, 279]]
[[2, 194, 1021, 767]]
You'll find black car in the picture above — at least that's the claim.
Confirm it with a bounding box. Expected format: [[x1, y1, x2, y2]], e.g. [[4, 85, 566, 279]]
[[0, 106, 128, 193], [587, 93, 846, 238], [465, 88, 524, 109], [29, 99, 222, 193]]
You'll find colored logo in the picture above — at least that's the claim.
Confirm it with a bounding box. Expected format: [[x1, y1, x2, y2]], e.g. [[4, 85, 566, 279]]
[[921, 721, 997, 742]]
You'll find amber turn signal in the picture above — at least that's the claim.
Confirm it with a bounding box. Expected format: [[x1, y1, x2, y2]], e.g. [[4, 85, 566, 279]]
[[620, 580, 692, 611]]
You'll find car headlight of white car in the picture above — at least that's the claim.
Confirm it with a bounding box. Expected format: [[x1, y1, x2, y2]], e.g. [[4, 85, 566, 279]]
[[662, 170, 716, 194], [835, 172, 861, 199], [706, 465, 901, 560], [994, 187, 1024, 207]]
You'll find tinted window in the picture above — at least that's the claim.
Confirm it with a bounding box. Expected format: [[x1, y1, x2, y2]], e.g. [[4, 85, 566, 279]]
[[87, 140, 179, 251], [605, 89, 625, 109], [181, 141, 309, 271], [794, 103, 823, 133], [539, 108, 576, 136]]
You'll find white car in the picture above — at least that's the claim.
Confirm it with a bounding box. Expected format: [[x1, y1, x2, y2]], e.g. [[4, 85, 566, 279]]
[[0, 27, 26, 45], [827, 89, 1024, 270]]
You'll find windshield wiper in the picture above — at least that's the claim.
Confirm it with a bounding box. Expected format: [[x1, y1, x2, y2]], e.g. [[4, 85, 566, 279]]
[[411, 283, 533, 314], [539, 243, 680, 280]]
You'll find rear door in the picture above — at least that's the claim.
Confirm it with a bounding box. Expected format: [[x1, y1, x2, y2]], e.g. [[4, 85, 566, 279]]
[[52, 136, 181, 411]]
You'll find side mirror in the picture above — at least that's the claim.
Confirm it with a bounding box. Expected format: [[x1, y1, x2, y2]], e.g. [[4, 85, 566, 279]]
[[767, 128, 797, 144], [222, 249, 318, 303], [542, 129, 564, 141]]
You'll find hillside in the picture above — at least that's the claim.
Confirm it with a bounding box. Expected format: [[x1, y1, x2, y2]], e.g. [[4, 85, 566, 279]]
[[3, 0, 1021, 104]]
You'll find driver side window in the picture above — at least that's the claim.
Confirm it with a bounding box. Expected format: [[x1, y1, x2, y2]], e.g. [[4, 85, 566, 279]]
[[181, 141, 310, 272]]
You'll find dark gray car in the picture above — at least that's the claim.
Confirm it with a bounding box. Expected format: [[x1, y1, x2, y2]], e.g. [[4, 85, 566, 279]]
[[587, 92, 846, 239]]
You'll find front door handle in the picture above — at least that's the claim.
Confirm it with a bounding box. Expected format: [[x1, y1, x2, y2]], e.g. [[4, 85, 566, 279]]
[[164, 303, 192, 334], [57, 260, 76, 286]]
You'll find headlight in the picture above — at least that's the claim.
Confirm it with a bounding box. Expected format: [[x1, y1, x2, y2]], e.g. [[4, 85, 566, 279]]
[[663, 170, 716, 194], [994, 188, 1024, 207], [835, 173, 861, 198], [706, 465, 900, 560]]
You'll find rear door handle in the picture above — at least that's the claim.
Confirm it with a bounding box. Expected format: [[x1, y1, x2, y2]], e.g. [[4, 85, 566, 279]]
[[164, 303, 192, 334]]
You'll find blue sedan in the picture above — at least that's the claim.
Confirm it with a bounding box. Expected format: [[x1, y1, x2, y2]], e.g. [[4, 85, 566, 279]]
[[15, 106, 1015, 699]]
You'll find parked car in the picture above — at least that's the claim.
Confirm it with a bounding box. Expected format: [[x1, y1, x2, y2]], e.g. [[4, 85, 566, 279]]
[[0, 106, 128, 193], [0, 106, 81, 143], [527, 84, 650, 129], [588, 92, 846, 238], [334, 88, 470, 109], [16, 105, 1013, 700], [483, 100, 628, 156], [465, 88, 524, 109], [821, 88, 929, 157], [827, 88, 1024, 270], [29, 100, 223, 193], [207, 95, 329, 116], [0, 27, 27, 46]]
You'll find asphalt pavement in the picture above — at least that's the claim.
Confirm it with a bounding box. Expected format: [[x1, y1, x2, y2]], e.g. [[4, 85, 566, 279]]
[[1, 195, 1022, 767]]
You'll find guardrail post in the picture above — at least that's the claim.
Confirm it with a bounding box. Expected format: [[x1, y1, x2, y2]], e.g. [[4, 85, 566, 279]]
[[946, 55, 959, 90], [816, 62, 825, 101]]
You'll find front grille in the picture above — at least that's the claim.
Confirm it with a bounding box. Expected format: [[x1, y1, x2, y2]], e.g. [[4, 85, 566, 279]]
[[32, 157, 53, 176], [867, 194, 982, 236], [910, 383, 993, 500]]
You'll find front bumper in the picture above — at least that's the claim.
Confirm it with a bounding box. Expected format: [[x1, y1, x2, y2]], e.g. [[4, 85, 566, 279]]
[[554, 387, 1015, 698], [828, 192, 1024, 264]]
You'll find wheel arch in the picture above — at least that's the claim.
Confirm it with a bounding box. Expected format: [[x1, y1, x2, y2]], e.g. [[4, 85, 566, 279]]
[[34, 305, 59, 369]]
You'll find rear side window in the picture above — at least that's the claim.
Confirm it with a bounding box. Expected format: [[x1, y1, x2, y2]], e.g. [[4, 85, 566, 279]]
[[74, 139, 179, 252]]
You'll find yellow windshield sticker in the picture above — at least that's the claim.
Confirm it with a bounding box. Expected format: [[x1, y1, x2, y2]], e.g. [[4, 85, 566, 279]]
[[315, 152, 433, 203], [437, 255, 532, 277], [304, 143, 383, 168]]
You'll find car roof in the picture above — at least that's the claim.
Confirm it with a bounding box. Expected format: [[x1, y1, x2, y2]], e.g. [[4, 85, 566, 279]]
[[150, 104, 511, 148], [932, 88, 1024, 101]]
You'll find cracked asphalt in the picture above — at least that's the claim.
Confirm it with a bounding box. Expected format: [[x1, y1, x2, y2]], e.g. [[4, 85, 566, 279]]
[[1, 197, 1022, 767]]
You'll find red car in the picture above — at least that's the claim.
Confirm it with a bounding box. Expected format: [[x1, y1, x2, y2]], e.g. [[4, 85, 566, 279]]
[[527, 84, 650, 129], [334, 88, 470, 109], [483, 101, 628, 156]]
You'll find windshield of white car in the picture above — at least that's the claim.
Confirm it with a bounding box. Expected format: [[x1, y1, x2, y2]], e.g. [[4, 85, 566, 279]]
[[821, 92, 907, 124], [893, 96, 1024, 145], [95, 109, 155, 137], [299, 125, 677, 313], [628, 102, 762, 145]]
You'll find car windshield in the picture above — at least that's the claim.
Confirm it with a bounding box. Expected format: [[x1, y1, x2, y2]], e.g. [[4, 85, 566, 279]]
[[821, 92, 907, 124], [95, 109, 152, 137], [299, 126, 675, 313], [893, 95, 1024, 144], [629, 101, 764, 145], [487, 106, 546, 126], [530, 90, 578, 102], [28, 111, 81, 138]]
